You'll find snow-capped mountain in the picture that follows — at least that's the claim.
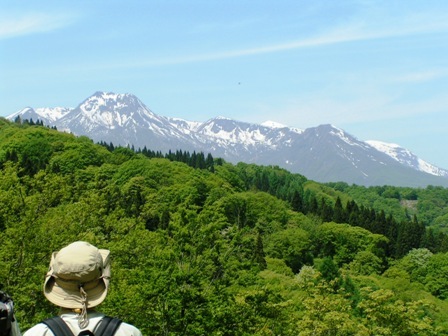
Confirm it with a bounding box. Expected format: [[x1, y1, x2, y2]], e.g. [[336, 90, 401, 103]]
[[190, 116, 303, 160], [366, 140, 448, 178], [55, 92, 198, 153], [8, 106, 72, 124], [6, 91, 448, 187]]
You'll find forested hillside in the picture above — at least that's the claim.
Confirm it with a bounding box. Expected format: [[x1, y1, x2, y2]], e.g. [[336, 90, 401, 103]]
[[1, 117, 448, 335]]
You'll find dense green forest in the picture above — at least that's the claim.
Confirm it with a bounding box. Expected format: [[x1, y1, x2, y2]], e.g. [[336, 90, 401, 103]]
[[1, 117, 448, 335]]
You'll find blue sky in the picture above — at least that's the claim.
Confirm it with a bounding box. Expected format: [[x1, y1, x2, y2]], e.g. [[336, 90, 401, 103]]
[[1, 0, 448, 169]]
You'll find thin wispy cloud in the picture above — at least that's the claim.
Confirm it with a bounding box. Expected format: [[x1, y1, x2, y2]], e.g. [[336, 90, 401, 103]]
[[23, 7, 446, 74], [0, 12, 76, 39], [122, 10, 448, 68], [393, 69, 448, 83]]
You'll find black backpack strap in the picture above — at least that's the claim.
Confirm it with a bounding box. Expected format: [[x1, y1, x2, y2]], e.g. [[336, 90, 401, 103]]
[[78, 331, 94, 336], [94, 316, 122, 336], [41, 316, 75, 336]]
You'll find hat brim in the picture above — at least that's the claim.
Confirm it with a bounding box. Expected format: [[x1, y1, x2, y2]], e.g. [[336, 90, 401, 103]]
[[44, 249, 110, 309]]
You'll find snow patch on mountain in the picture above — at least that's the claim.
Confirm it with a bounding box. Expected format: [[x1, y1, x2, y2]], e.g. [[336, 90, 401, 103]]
[[197, 118, 267, 146], [9, 106, 72, 122], [78, 92, 140, 128], [366, 140, 448, 177], [330, 125, 367, 148], [262, 120, 286, 128], [35, 107, 72, 121], [168, 117, 202, 133], [262, 120, 304, 135]]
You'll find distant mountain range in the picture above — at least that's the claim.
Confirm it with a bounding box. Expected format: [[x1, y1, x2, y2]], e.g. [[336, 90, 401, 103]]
[[7, 91, 448, 187]]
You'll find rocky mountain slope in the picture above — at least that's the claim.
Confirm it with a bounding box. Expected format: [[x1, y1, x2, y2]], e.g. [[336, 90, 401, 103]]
[[7, 91, 448, 187]]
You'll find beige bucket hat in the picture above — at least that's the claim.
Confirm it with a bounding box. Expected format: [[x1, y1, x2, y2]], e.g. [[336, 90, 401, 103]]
[[44, 241, 110, 310]]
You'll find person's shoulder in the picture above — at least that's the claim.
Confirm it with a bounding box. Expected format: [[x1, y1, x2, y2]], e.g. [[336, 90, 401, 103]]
[[117, 320, 143, 336], [23, 323, 52, 336], [23, 316, 142, 336]]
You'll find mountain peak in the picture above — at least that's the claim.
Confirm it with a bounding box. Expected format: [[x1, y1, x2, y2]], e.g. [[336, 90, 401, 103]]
[[212, 116, 232, 121], [261, 120, 287, 128], [6, 92, 448, 187], [84, 91, 140, 105], [91, 91, 126, 97], [39, 91, 158, 133], [78, 91, 146, 117]]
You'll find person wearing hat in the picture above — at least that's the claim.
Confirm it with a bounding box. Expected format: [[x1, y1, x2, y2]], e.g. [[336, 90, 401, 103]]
[[23, 241, 142, 336]]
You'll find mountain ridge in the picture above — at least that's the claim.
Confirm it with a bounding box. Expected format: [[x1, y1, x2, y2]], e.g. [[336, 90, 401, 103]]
[[7, 91, 448, 187]]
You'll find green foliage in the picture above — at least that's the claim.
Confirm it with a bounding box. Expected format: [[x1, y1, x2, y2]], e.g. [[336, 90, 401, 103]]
[[349, 251, 384, 276], [49, 139, 110, 174], [390, 248, 433, 281], [0, 119, 446, 334], [265, 227, 312, 273], [312, 222, 388, 267], [424, 253, 448, 299], [357, 287, 439, 335]]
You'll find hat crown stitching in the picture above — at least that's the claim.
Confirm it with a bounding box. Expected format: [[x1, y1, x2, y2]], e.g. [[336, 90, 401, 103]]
[[53, 242, 104, 282]]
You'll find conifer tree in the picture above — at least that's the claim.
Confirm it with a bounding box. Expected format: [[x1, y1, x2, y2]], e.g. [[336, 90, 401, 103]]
[[291, 190, 304, 213], [320, 197, 333, 222], [253, 232, 267, 270], [206, 153, 214, 172], [332, 196, 345, 223]]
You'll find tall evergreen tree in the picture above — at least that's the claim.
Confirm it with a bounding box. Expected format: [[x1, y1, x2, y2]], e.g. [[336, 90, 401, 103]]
[[253, 232, 267, 270], [320, 197, 333, 222], [290, 190, 303, 213], [333, 196, 345, 223], [205, 153, 214, 172]]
